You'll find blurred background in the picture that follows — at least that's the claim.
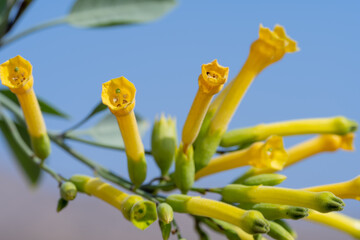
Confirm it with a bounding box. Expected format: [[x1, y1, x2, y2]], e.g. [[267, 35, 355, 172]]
[[0, 0, 359, 239]]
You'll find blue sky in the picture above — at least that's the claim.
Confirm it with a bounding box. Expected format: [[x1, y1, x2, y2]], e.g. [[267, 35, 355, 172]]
[[0, 0, 359, 219]]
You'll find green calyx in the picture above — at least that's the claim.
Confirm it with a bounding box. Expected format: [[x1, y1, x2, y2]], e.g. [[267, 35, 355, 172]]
[[333, 116, 358, 135], [31, 134, 51, 160], [315, 192, 345, 213], [165, 194, 192, 213], [240, 210, 270, 234], [130, 200, 158, 230], [157, 203, 174, 224], [193, 128, 223, 171], [60, 181, 77, 201], [220, 127, 258, 148], [268, 221, 295, 240], [242, 174, 287, 186], [69, 174, 91, 193], [151, 115, 177, 176], [127, 154, 147, 187], [174, 144, 195, 194]]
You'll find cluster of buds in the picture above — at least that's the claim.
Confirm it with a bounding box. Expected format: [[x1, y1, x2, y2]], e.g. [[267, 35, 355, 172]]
[[1, 23, 358, 240]]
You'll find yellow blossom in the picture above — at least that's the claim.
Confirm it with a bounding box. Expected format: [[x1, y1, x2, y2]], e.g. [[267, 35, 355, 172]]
[[195, 136, 287, 180], [304, 175, 360, 200], [235, 133, 355, 181], [70, 175, 157, 230], [306, 210, 360, 239], [222, 184, 345, 213], [182, 59, 228, 151], [101, 77, 146, 187], [221, 116, 358, 147], [194, 25, 298, 171], [166, 194, 270, 234], [0, 55, 50, 160]]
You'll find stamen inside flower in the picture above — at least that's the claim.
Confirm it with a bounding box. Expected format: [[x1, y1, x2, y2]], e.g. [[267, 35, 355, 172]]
[[109, 87, 132, 109], [206, 71, 220, 83]]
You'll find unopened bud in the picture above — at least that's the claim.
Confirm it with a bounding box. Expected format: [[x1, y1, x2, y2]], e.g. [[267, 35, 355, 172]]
[[60, 181, 77, 201], [157, 203, 174, 224], [151, 115, 177, 176], [242, 174, 287, 186]]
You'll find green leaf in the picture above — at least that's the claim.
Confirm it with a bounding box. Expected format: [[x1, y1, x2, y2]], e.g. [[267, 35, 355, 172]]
[[57, 198, 69, 212], [0, 89, 69, 118], [0, 117, 41, 186], [67, 0, 177, 28], [68, 113, 149, 149]]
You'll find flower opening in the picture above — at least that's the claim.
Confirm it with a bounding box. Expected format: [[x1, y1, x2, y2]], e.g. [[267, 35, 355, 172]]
[[199, 59, 229, 94], [101, 76, 136, 116]]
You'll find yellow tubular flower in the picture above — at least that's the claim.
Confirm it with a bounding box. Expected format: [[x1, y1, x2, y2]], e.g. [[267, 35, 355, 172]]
[[221, 116, 358, 147], [194, 25, 298, 171], [195, 136, 287, 180], [306, 210, 360, 239], [166, 194, 270, 234], [238, 133, 355, 179], [70, 175, 157, 230], [0, 55, 50, 160], [101, 77, 146, 187], [222, 184, 345, 213], [181, 59, 228, 151], [209, 25, 298, 135], [303, 175, 360, 200]]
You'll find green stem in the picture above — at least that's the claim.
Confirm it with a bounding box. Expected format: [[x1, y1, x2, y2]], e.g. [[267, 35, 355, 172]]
[[0, 108, 64, 183], [49, 133, 161, 202], [172, 217, 183, 239], [62, 133, 152, 155], [0, 17, 66, 48]]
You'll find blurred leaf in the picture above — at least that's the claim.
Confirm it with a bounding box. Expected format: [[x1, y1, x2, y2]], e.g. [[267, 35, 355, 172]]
[[0, 117, 41, 186], [57, 198, 68, 212], [0, 89, 69, 118], [68, 113, 149, 148], [85, 101, 107, 120], [67, 0, 176, 27]]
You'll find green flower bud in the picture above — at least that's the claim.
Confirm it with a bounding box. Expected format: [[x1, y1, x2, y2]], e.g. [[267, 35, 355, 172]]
[[242, 174, 287, 186], [121, 195, 143, 220], [240, 203, 309, 220], [157, 203, 174, 224], [174, 144, 195, 194], [267, 221, 295, 240], [151, 115, 177, 176], [60, 181, 77, 201], [130, 200, 158, 230]]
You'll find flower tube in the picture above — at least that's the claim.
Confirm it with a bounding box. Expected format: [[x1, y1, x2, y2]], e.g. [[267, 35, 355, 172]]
[[182, 59, 228, 151], [240, 203, 309, 220], [101, 77, 146, 187], [194, 25, 298, 171], [304, 175, 360, 200], [70, 175, 157, 230], [306, 210, 360, 239], [234, 133, 354, 183], [0, 55, 51, 160], [195, 136, 287, 180], [166, 194, 270, 234], [175, 60, 228, 193], [221, 116, 358, 147], [221, 184, 345, 213]]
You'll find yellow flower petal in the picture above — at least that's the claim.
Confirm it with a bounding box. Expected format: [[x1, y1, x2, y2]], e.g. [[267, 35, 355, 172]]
[[0, 55, 33, 94], [101, 76, 136, 116], [199, 59, 229, 94]]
